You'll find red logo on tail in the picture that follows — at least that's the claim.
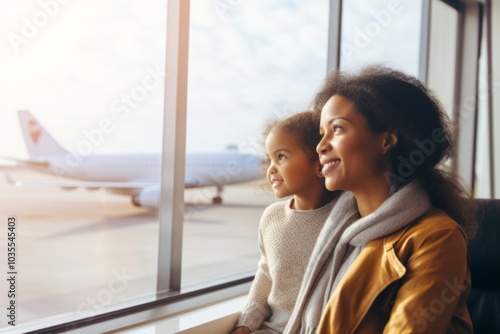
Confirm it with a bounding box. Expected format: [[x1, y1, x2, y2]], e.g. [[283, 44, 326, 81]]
[[29, 119, 41, 144]]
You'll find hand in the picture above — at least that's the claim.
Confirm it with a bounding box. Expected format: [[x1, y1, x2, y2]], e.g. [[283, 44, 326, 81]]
[[229, 326, 251, 334]]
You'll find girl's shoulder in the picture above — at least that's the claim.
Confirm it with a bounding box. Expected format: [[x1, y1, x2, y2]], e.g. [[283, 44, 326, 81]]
[[261, 198, 292, 218], [257, 199, 291, 232]]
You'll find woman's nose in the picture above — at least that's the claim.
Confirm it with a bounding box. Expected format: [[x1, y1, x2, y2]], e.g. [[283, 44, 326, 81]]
[[316, 137, 329, 154]]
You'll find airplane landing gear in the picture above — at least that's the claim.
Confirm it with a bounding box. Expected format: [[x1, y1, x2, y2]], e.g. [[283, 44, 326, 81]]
[[212, 185, 223, 204]]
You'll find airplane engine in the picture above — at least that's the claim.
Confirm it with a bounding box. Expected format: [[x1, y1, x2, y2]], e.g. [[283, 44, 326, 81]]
[[131, 187, 160, 208]]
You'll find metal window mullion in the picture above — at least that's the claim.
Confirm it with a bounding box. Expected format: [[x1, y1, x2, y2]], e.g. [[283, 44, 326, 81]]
[[157, 0, 190, 294], [326, 0, 342, 73], [419, 0, 431, 83], [485, 0, 495, 197], [455, 3, 481, 190]]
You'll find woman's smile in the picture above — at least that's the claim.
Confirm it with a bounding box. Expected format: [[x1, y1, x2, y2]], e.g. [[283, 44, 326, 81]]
[[320, 158, 340, 176]]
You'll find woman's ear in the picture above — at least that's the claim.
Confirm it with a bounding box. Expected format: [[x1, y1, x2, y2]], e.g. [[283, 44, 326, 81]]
[[382, 132, 398, 154]]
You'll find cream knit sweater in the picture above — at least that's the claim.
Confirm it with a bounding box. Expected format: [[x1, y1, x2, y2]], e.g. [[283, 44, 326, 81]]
[[237, 198, 337, 333]]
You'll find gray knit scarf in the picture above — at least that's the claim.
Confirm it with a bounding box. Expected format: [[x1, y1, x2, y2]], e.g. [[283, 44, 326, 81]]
[[284, 180, 432, 334]]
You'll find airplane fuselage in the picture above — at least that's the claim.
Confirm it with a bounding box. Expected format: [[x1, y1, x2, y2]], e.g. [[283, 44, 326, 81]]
[[39, 152, 263, 187]]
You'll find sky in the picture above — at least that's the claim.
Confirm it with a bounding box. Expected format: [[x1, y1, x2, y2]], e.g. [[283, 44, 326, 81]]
[[0, 0, 422, 163]]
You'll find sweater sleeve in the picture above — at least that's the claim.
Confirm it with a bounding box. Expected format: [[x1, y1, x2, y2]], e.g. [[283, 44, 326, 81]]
[[237, 224, 273, 331]]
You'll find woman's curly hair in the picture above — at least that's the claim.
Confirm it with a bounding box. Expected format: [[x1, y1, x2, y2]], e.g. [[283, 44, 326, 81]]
[[310, 65, 477, 238]]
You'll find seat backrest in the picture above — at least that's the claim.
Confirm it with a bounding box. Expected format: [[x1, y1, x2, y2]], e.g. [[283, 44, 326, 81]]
[[467, 199, 500, 334]]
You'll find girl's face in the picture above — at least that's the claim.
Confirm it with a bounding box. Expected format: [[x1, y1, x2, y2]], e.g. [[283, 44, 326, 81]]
[[316, 95, 390, 193], [265, 129, 322, 199]]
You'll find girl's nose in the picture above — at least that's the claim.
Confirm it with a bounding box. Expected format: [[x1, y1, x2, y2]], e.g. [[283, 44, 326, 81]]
[[267, 164, 276, 175]]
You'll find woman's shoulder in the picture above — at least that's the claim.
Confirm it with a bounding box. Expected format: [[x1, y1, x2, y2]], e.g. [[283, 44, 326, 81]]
[[414, 208, 467, 236], [389, 207, 468, 251]]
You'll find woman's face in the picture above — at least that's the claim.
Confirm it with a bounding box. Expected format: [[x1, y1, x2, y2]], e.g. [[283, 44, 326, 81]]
[[316, 95, 390, 193]]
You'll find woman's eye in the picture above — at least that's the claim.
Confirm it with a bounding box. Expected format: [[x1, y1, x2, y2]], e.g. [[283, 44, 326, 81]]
[[333, 124, 343, 132]]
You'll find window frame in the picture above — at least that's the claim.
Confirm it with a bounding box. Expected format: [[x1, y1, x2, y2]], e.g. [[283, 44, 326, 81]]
[[20, 0, 492, 332], [157, 0, 189, 295]]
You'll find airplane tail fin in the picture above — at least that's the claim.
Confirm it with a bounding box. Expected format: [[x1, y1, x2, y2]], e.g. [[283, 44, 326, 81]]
[[17, 110, 67, 158]]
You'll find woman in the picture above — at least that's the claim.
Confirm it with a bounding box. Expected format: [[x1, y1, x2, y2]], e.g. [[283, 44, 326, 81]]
[[284, 66, 477, 334]]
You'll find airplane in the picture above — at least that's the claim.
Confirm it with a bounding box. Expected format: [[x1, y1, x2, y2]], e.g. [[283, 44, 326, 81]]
[[4, 110, 265, 208]]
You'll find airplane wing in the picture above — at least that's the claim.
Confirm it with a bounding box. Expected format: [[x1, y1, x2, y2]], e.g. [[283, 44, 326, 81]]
[[4, 173, 156, 189], [1, 157, 50, 169], [4, 173, 202, 189], [184, 176, 200, 188]]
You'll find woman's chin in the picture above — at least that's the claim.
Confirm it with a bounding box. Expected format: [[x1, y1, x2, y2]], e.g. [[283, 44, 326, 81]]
[[325, 179, 341, 192]]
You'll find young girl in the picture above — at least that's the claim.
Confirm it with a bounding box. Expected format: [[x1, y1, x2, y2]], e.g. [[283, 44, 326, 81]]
[[230, 111, 339, 334]]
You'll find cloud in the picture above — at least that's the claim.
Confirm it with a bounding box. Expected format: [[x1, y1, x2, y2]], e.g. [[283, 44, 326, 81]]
[[0, 0, 420, 159], [340, 0, 422, 76], [187, 0, 329, 151]]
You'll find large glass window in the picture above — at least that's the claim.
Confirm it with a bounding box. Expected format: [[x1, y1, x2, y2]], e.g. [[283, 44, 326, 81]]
[[0, 0, 330, 331], [427, 0, 460, 121], [0, 0, 166, 330], [340, 0, 423, 76], [182, 0, 330, 287]]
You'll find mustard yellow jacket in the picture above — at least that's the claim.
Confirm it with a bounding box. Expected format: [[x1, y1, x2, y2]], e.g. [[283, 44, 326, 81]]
[[317, 208, 473, 334]]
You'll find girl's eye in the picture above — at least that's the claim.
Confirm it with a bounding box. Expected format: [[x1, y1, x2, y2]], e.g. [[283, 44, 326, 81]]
[[278, 154, 286, 161], [333, 124, 343, 132]]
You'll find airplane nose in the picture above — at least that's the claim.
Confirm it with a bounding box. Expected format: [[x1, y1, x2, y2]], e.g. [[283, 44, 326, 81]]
[[260, 156, 269, 173], [250, 154, 267, 179]]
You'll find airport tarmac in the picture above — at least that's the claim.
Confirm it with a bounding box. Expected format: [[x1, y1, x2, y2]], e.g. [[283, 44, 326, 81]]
[[0, 167, 276, 331]]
